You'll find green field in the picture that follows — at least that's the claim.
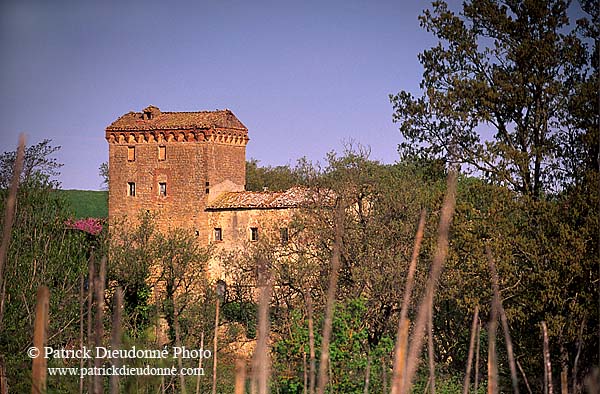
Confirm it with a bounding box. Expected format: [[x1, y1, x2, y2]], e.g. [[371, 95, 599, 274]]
[[55, 189, 108, 218]]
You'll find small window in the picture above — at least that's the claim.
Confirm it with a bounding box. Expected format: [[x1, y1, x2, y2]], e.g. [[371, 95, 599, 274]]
[[250, 227, 258, 241], [280, 228, 289, 245], [127, 146, 135, 161], [158, 146, 166, 161], [159, 182, 167, 197], [127, 182, 136, 197], [195, 230, 200, 236], [214, 228, 222, 241]]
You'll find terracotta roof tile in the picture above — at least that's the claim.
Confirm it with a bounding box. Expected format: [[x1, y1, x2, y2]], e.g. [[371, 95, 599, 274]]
[[106, 106, 247, 132], [206, 187, 330, 210]]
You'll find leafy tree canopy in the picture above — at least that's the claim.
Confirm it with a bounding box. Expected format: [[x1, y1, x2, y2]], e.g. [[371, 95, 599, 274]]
[[390, 0, 598, 197], [0, 139, 63, 189]]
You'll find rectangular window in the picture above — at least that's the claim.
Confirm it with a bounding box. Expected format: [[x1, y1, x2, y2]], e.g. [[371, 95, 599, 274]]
[[280, 228, 289, 245], [158, 146, 166, 161], [214, 228, 222, 241], [127, 146, 135, 161], [250, 227, 259, 241], [159, 182, 167, 197], [127, 182, 136, 196]]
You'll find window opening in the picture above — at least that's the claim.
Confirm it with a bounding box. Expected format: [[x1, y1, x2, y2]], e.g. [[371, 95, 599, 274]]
[[127, 182, 136, 196], [127, 146, 135, 161], [280, 228, 289, 245], [250, 227, 258, 241]]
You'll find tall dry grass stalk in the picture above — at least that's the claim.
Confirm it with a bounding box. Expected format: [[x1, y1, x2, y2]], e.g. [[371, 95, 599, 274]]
[[382, 357, 388, 394], [427, 303, 435, 394], [86, 252, 96, 393], [487, 315, 498, 394], [542, 321, 553, 394], [486, 247, 519, 393], [303, 352, 308, 394], [31, 286, 49, 394], [486, 246, 500, 394], [363, 354, 371, 394], [235, 359, 247, 394], [474, 318, 480, 393], [79, 276, 85, 394], [572, 317, 585, 393], [0, 134, 25, 329], [174, 301, 187, 392], [254, 257, 273, 394], [305, 289, 316, 394], [499, 307, 519, 394], [93, 257, 106, 394], [86, 257, 95, 394], [195, 332, 204, 394], [560, 356, 568, 394], [212, 297, 220, 394], [110, 287, 123, 394], [584, 368, 600, 394], [462, 306, 479, 394], [316, 203, 345, 394], [516, 360, 533, 394], [391, 319, 409, 394], [391, 209, 427, 394], [401, 170, 457, 394]]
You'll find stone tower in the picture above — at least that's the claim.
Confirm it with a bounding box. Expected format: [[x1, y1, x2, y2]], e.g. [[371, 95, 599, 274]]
[[105, 105, 249, 241]]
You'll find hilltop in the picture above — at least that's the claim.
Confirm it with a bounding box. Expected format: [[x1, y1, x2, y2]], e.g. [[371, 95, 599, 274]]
[[55, 189, 108, 218]]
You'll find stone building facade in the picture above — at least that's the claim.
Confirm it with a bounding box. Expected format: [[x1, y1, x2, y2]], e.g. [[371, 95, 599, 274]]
[[105, 106, 304, 275]]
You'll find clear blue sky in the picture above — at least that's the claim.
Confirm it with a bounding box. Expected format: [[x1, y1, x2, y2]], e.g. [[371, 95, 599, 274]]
[[0, 0, 442, 190]]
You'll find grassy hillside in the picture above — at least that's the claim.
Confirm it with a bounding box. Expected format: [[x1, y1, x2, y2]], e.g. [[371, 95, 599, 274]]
[[56, 189, 108, 218]]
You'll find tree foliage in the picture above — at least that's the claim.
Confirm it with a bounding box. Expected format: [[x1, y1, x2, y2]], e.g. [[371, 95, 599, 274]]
[[389, 3, 599, 386], [0, 139, 63, 189], [245, 157, 315, 191], [390, 0, 597, 197], [242, 141, 598, 391], [98, 161, 109, 190], [0, 141, 95, 392]]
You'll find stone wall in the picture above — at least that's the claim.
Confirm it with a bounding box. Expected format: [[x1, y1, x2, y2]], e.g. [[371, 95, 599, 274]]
[[206, 208, 298, 278], [107, 135, 246, 244]]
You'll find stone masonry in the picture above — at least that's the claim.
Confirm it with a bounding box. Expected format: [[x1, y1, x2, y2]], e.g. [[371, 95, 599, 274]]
[[106, 105, 248, 243]]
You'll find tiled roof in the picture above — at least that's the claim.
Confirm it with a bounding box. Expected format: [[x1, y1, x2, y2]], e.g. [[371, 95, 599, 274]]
[[106, 106, 247, 131], [206, 187, 328, 210]]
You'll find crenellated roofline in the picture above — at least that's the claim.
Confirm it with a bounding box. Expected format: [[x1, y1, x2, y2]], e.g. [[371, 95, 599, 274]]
[[105, 106, 249, 146], [105, 127, 249, 146]]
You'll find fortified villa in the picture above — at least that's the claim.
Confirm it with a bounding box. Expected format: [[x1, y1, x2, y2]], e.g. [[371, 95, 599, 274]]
[[106, 105, 306, 275]]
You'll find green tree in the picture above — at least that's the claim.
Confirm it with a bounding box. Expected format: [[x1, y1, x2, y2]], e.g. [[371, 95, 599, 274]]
[[273, 298, 394, 394], [390, 0, 593, 197], [98, 161, 109, 190], [108, 212, 158, 335], [245, 158, 311, 191], [390, 2, 599, 387], [154, 228, 211, 342], [0, 141, 95, 392], [0, 139, 62, 189]]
